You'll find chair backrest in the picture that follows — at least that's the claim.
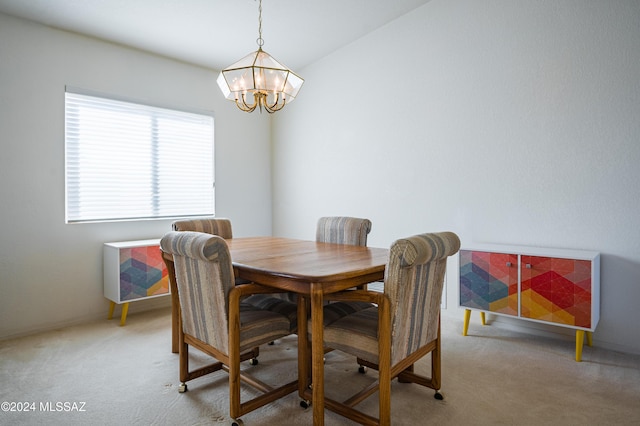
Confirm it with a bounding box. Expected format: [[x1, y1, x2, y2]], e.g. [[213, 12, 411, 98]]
[[384, 232, 460, 364], [172, 218, 233, 239], [160, 231, 235, 354], [316, 216, 372, 246]]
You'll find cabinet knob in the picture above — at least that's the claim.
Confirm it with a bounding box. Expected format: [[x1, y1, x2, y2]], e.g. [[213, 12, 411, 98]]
[[506, 262, 512, 267], [525, 263, 532, 269]]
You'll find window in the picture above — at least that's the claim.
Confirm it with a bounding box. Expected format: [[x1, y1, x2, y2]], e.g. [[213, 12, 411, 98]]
[[65, 88, 214, 223]]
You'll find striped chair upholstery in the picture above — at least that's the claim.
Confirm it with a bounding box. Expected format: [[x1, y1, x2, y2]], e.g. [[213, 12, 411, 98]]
[[172, 218, 233, 238], [163, 231, 292, 352], [160, 231, 297, 423], [247, 216, 373, 316], [316, 215, 376, 304], [316, 216, 372, 246], [172, 219, 237, 282], [167, 219, 236, 352], [242, 293, 301, 332], [321, 232, 461, 424], [168, 218, 298, 335]]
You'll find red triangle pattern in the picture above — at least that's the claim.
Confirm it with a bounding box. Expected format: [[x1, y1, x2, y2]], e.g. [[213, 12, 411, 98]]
[[521, 256, 592, 328]]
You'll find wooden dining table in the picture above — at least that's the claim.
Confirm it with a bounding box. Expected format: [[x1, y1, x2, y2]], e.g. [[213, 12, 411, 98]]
[[166, 236, 388, 424], [226, 236, 388, 425]]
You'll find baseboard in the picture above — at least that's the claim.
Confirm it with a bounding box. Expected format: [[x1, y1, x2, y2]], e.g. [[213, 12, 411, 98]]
[[0, 297, 171, 342]]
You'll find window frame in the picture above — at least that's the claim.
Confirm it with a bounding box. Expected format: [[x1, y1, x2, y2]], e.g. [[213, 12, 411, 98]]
[[64, 87, 215, 224]]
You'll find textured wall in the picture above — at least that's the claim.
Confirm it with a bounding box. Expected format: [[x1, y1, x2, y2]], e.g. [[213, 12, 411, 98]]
[[272, 0, 640, 354], [0, 13, 272, 338]]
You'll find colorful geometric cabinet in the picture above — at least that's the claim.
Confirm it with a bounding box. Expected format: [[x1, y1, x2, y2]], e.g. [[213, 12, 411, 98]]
[[104, 239, 169, 326], [459, 244, 600, 361]]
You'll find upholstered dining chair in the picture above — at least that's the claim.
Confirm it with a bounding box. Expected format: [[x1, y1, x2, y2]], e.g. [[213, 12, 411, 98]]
[[316, 216, 372, 246], [160, 231, 298, 426], [172, 218, 252, 287], [166, 219, 234, 352], [166, 218, 298, 352], [172, 217, 233, 238], [319, 232, 461, 425], [246, 216, 374, 350], [246, 215, 374, 342], [318, 216, 374, 291], [265, 216, 373, 305]]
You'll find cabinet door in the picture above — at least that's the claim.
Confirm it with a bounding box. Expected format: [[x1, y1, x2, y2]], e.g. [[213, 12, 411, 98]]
[[520, 256, 592, 328], [460, 250, 518, 316], [119, 245, 169, 301]]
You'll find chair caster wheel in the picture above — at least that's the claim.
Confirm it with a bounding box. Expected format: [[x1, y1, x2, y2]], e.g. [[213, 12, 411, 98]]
[[268, 341, 275, 345], [358, 365, 367, 374], [434, 391, 443, 400], [178, 383, 188, 393], [300, 400, 311, 409], [231, 418, 244, 426], [249, 358, 259, 365]]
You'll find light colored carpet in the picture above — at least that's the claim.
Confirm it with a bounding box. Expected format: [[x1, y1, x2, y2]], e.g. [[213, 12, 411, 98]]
[[1, 307, 639, 425]]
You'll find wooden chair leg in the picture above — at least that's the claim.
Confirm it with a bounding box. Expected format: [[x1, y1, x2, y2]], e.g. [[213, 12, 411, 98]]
[[378, 294, 392, 426], [171, 291, 180, 353], [229, 299, 242, 420], [178, 331, 189, 392], [397, 364, 414, 383], [432, 319, 442, 392]]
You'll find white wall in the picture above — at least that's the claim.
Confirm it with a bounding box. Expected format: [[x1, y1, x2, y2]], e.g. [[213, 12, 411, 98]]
[[0, 13, 272, 339], [273, 0, 640, 354]]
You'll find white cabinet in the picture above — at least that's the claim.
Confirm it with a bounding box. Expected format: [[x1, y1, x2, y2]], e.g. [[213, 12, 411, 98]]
[[103, 239, 169, 325], [459, 243, 600, 361]]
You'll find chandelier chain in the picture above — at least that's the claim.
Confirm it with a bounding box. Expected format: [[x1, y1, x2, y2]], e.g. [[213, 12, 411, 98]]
[[256, 0, 264, 48]]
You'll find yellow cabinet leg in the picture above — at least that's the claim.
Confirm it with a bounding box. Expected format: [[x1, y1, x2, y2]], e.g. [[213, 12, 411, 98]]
[[586, 331, 593, 347], [463, 309, 471, 336], [120, 302, 129, 326], [575, 330, 585, 362], [108, 301, 116, 320], [464, 310, 487, 336]]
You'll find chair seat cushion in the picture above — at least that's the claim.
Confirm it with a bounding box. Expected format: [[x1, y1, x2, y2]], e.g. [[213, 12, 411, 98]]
[[323, 301, 375, 326], [323, 306, 380, 364], [238, 302, 291, 352], [243, 295, 298, 333], [246, 295, 373, 335]]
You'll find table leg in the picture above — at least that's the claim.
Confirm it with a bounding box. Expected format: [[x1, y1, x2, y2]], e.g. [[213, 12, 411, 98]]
[[298, 295, 311, 398], [311, 284, 325, 425]]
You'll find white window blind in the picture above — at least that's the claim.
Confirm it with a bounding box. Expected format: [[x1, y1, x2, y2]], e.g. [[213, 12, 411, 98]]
[[65, 89, 214, 223]]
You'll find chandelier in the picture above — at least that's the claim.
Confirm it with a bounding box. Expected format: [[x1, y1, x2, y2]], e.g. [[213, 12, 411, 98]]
[[216, 0, 304, 113]]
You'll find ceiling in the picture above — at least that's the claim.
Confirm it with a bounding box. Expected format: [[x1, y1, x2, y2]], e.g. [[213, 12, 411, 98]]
[[0, 0, 431, 71]]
